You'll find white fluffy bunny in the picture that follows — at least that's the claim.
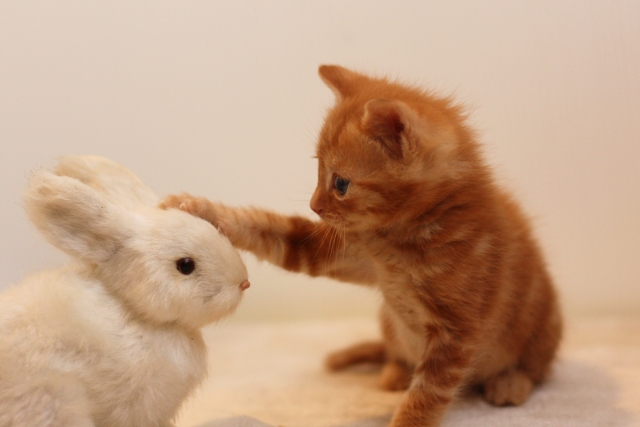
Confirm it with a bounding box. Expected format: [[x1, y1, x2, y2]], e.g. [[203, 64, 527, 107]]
[[0, 156, 250, 427]]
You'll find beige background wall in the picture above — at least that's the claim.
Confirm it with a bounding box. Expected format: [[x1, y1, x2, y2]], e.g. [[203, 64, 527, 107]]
[[1, 1, 638, 321]]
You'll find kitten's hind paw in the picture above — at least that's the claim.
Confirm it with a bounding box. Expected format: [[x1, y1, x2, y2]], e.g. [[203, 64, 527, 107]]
[[324, 341, 386, 371], [483, 369, 533, 406], [378, 361, 412, 391]]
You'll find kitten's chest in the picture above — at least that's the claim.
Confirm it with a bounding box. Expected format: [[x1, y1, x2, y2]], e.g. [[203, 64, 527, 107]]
[[379, 276, 432, 329], [379, 287, 430, 365], [365, 230, 439, 277], [376, 267, 437, 365]]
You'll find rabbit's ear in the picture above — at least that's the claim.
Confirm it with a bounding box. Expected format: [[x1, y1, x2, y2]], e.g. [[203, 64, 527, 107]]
[[55, 155, 158, 208], [24, 169, 129, 263]]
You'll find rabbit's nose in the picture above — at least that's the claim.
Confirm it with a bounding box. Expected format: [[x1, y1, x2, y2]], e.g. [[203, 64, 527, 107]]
[[239, 280, 251, 291]]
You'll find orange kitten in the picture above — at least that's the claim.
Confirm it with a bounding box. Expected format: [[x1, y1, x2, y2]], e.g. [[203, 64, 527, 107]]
[[162, 65, 562, 427]]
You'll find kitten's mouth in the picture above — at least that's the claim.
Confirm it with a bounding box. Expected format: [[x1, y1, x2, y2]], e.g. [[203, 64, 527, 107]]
[[324, 217, 357, 234], [321, 214, 341, 226]]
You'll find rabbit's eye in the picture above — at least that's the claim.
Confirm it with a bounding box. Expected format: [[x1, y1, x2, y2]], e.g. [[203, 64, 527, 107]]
[[176, 258, 195, 275]]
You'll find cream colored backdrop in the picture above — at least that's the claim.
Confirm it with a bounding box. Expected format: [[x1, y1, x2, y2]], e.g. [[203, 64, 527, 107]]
[[1, 1, 638, 321]]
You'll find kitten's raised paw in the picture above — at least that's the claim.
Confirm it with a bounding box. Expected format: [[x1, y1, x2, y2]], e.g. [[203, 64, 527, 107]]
[[483, 369, 533, 406], [378, 361, 412, 391], [159, 194, 225, 233], [158, 193, 194, 210]]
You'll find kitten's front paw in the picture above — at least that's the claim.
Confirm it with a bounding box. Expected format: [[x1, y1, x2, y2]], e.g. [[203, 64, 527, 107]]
[[159, 193, 195, 211], [159, 194, 221, 229]]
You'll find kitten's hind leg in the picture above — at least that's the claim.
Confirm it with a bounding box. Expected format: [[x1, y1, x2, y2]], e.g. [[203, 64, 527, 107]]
[[325, 341, 412, 391], [379, 360, 413, 391], [483, 368, 534, 406], [484, 291, 562, 406], [324, 340, 386, 371]]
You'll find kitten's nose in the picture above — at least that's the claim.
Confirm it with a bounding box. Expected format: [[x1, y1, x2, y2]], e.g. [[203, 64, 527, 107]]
[[240, 280, 250, 291], [310, 192, 324, 216]]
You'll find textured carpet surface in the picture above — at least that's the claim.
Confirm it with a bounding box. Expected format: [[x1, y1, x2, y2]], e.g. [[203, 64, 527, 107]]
[[181, 316, 640, 427]]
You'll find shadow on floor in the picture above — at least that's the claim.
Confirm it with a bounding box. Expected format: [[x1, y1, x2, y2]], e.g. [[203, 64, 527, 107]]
[[196, 360, 638, 427]]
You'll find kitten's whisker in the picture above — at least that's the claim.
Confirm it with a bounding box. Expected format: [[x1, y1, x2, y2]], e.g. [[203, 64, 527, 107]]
[[330, 226, 339, 263], [312, 224, 332, 266], [299, 222, 328, 246], [342, 225, 347, 265], [325, 225, 342, 272], [325, 226, 335, 267]]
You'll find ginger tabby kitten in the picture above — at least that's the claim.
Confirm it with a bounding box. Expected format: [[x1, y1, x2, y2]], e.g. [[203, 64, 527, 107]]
[[162, 65, 562, 427]]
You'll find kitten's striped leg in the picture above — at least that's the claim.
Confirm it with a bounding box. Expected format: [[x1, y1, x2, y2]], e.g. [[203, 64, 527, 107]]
[[160, 194, 376, 284], [389, 339, 472, 427], [161, 194, 321, 268]]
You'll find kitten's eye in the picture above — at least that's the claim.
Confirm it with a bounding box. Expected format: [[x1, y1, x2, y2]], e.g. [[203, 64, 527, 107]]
[[334, 176, 350, 196], [176, 257, 196, 275]]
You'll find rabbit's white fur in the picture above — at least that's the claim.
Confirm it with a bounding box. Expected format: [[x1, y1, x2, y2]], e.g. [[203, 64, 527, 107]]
[[0, 156, 249, 427]]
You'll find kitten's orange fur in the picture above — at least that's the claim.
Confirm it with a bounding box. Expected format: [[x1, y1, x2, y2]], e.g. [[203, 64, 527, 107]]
[[162, 65, 562, 427]]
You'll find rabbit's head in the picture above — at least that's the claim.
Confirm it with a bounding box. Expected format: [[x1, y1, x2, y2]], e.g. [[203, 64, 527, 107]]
[[24, 156, 249, 329]]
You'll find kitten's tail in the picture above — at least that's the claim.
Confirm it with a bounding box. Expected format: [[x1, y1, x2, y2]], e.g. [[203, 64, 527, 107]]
[[324, 340, 386, 371]]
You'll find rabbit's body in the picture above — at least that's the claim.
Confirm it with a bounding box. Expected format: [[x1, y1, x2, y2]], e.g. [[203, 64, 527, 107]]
[[0, 266, 206, 426], [0, 156, 249, 427]]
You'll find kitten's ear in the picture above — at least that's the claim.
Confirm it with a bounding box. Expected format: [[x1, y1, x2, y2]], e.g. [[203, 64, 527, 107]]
[[318, 65, 366, 101], [362, 99, 418, 160]]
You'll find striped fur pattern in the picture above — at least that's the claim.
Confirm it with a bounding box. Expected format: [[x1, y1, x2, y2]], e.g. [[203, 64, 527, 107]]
[[162, 65, 562, 427]]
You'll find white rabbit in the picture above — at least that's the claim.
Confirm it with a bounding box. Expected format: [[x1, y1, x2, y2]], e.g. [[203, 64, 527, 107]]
[[0, 155, 250, 427]]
